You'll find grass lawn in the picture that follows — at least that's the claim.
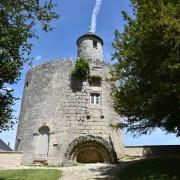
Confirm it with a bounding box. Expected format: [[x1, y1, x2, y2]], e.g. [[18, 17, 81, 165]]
[[117, 156, 180, 180], [0, 169, 62, 180]]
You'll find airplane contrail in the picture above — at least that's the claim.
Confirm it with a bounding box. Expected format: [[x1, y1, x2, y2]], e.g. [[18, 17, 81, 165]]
[[90, 0, 102, 33]]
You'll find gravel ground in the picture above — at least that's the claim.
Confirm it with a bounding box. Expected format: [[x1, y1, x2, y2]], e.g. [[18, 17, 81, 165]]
[[60, 163, 125, 180], [0, 163, 127, 180]]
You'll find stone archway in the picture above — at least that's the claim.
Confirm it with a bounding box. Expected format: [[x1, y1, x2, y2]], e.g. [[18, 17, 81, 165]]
[[64, 135, 117, 164]]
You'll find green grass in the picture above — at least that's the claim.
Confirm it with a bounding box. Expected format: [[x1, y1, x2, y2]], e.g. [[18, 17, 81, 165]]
[[117, 157, 180, 180], [0, 169, 62, 180]]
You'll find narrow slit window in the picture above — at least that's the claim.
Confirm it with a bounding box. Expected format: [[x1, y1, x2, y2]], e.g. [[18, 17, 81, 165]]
[[93, 40, 98, 48]]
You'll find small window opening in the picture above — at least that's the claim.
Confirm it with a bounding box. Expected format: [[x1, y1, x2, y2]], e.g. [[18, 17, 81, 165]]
[[90, 93, 101, 105], [26, 81, 29, 87], [89, 77, 101, 87], [93, 40, 98, 48], [53, 143, 58, 147]]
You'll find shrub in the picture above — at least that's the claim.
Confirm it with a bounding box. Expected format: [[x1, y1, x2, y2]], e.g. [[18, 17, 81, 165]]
[[72, 57, 90, 78]]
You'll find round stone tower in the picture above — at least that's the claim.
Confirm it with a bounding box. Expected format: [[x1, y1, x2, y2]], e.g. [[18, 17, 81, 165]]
[[15, 32, 124, 166], [77, 32, 104, 62]]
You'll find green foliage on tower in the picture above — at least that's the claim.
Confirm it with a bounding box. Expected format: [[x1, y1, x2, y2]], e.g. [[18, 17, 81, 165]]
[[72, 57, 90, 79], [0, 0, 59, 132], [112, 0, 180, 136]]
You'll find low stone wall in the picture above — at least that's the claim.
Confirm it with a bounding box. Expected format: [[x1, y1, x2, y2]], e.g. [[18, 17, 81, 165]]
[[124, 145, 180, 157], [0, 152, 22, 167]]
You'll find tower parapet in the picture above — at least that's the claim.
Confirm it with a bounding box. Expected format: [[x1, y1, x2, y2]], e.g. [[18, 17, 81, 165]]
[[77, 32, 104, 62]]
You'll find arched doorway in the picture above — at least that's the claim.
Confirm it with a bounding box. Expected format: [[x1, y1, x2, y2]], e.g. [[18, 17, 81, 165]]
[[35, 126, 50, 159], [64, 135, 117, 164], [74, 142, 110, 163]]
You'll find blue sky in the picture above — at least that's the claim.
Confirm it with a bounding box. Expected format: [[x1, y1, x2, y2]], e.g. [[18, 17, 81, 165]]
[[0, 0, 179, 149]]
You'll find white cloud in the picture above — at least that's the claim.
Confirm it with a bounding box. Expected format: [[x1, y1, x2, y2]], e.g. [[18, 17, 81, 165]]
[[5, 87, 12, 91], [35, 55, 42, 61]]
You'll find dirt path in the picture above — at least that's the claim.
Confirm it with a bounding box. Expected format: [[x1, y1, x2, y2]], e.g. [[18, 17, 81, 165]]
[[59, 163, 125, 180], [0, 163, 126, 180]]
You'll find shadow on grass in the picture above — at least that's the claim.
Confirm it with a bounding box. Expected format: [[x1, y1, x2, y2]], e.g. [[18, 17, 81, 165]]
[[89, 156, 180, 180]]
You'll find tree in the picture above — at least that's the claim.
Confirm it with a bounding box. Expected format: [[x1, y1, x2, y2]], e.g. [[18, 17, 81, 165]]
[[112, 0, 180, 136], [0, 0, 59, 132]]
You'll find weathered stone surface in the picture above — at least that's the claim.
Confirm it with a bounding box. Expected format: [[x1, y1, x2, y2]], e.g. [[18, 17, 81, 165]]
[[15, 33, 124, 166], [0, 152, 22, 167], [77, 33, 104, 62]]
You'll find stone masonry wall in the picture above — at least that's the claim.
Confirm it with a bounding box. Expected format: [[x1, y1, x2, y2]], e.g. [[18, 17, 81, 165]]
[[0, 152, 22, 167], [125, 145, 180, 157], [15, 60, 124, 165], [78, 37, 103, 61]]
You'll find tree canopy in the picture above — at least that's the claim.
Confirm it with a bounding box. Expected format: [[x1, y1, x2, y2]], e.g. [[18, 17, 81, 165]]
[[112, 0, 180, 136], [0, 0, 59, 132]]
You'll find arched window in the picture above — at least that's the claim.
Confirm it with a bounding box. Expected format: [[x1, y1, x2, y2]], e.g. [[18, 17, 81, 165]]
[[36, 126, 50, 159]]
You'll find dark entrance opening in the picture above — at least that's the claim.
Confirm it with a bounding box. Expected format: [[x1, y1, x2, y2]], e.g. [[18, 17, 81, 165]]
[[71, 142, 111, 163], [77, 147, 104, 163]]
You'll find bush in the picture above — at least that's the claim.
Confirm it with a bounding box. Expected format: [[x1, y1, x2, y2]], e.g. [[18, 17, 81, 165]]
[[72, 57, 90, 78]]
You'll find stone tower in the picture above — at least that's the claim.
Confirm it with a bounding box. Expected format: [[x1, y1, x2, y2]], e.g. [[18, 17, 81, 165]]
[[15, 32, 124, 166], [77, 32, 104, 61]]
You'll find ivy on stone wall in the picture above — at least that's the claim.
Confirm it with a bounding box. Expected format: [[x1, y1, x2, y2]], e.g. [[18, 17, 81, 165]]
[[71, 57, 90, 79]]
